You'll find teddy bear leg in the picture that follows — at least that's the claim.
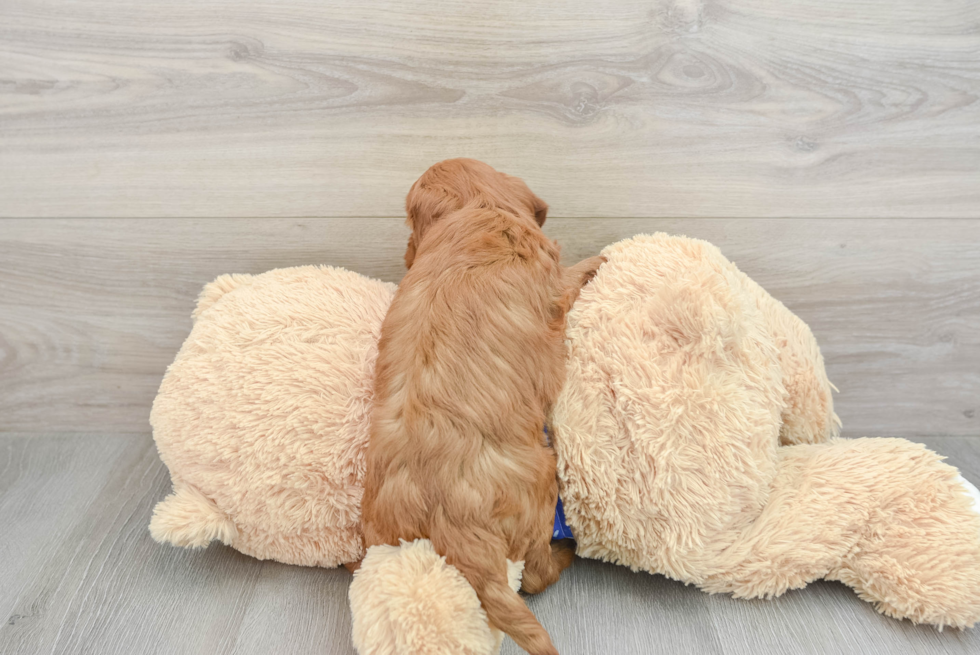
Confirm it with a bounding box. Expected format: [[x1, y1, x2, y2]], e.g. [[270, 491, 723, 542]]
[[812, 439, 980, 628], [349, 539, 524, 655], [699, 438, 980, 630], [697, 441, 860, 600]]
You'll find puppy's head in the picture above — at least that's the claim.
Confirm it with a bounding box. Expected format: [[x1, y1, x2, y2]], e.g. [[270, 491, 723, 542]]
[[404, 158, 548, 268]]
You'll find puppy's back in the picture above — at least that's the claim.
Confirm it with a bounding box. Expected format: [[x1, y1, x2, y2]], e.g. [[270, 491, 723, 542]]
[[372, 205, 564, 451], [362, 205, 566, 655]]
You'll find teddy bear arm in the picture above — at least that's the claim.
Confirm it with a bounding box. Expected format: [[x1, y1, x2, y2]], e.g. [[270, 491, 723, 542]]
[[736, 269, 840, 446]]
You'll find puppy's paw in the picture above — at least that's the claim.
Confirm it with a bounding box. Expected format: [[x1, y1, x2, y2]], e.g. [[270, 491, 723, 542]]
[[551, 539, 576, 572]]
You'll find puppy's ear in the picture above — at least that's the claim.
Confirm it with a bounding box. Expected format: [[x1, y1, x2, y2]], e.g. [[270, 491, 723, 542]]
[[531, 194, 548, 227], [406, 180, 459, 239], [404, 233, 418, 269]]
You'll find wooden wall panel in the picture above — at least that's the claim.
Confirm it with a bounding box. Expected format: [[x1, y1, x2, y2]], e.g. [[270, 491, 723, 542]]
[[2, 0, 978, 217], [1, 218, 977, 437]]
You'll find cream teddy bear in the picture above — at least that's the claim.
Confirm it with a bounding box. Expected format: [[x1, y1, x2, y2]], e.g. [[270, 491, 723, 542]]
[[149, 234, 980, 654]]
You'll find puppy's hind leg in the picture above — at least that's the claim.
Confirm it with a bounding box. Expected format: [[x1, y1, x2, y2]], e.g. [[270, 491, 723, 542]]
[[433, 522, 559, 655], [521, 460, 576, 595], [522, 537, 575, 595]]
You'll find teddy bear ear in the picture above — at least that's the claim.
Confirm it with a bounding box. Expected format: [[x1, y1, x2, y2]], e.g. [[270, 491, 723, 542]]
[[192, 273, 254, 322]]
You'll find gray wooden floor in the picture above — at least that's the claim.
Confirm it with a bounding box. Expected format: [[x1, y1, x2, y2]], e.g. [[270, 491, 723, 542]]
[[0, 434, 977, 655], [3, 0, 980, 653]]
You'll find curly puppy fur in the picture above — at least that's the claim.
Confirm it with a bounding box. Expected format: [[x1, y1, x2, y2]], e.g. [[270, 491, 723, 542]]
[[360, 159, 604, 655]]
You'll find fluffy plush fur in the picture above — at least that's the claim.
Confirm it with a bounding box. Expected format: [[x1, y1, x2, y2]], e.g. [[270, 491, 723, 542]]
[[150, 234, 980, 655], [362, 159, 600, 655], [552, 234, 980, 628], [150, 265, 395, 567], [349, 539, 525, 655]]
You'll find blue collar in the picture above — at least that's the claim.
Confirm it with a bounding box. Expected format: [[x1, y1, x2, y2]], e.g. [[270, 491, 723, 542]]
[[544, 425, 574, 540], [553, 495, 574, 540]]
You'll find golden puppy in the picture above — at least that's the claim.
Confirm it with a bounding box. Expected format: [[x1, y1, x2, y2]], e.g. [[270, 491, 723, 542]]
[[361, 159, 603, 655]]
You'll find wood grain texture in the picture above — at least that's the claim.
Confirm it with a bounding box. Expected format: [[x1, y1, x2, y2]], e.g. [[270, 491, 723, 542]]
[[0, 434, 355, 655], [2, 0, 979, 218], [1, 217, 978, 437], [0, 434, 978, 655]]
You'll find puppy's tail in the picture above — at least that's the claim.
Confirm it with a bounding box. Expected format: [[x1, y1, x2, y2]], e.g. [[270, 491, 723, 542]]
[[432, 522, 558, 655]]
